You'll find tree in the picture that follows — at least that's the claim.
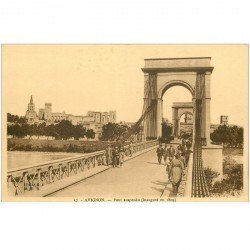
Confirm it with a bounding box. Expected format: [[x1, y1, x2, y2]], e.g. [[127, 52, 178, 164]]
[[7, 113, 27, 124], [210, 125, 243, 148], [86, 129, 95, 140], [162, 122, 172, 139], [204, 156, 243, 196], [44, 124, 56, 139], [72, 125, 86, 140], [7, 118, 92, 141], [37, 123, 46, 139], [101, 123, 116, 140], [55, 120, 75, 140], [26, 124, 35, 139], [8, 124, 27, 138], [18, 116, 28, 124], [223, 156, 243, 190], [203, 168, 220, 190], [7, 124, 15, 137], [101, 123, 129, 141], [236, 127, 243, 147]]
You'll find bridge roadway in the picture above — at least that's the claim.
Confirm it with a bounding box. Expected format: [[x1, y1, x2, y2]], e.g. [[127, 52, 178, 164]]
[[48, 149, 174, 199]]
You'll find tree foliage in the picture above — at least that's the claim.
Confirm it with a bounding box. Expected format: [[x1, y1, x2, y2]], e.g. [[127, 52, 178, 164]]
[[101, 123, 130, 141], [7, 117, 94, 140], [222, 156, 243, 191], [203, 168, 220, 190], [162, 122, 172, 139], [7, 113, 27, 124], [210, 125, 243, 148], [7, 124, 27, 138], [204, 156, 243, 196], [86, 129, 95, 140]]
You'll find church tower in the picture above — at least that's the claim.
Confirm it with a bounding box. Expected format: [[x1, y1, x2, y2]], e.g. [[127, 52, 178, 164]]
[[25, 95, 37, 123], [28, 95, 35, 111]]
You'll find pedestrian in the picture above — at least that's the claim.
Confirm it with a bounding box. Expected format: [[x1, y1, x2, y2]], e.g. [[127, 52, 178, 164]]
[[168, 145, 175, 158], [128, 142, 133, 157], [184, 148, 192, 165], [105, 144, 112, 166], [175, 145, 182, 158], [179, 152, 186, 168], [166, 156, 173, 182], [182, 143, 187, 154], [177, 143, 182, 152], [112, 146, 120, 168], [156, 144, 164, 165], [158, 136, 161, 144], [169, 154, 184, 196], [186, 139, 192, 149], [163, 144, 168, 165], [119, 144, 125, 167]]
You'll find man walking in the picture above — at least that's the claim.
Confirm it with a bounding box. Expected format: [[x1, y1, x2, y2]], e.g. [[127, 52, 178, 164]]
[[112, 146, 120, 168], [163, 144, 168, 165], [184, 147, 192, 166], [128, 142, 133, 157], [168, 145, 175, 158], [168, 154, 184, 196], [166, 156, 173, 182], [179, 152, 187, 168], [105, 144, 112, 166], [119, 144, 125, 167], [156, 144, 164, 165]]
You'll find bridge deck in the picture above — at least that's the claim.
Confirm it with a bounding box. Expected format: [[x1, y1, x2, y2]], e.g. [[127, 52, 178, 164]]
[[49, 149, 173, 199]]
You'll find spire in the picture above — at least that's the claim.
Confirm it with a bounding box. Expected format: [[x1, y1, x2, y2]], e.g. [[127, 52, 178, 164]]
[[30, 95, 33, 104]]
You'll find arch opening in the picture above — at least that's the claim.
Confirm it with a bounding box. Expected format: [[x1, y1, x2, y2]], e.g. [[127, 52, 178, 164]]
[[179, 112, 193, 138], [159, 80, 195, 99], [160, 84, 193, 140]]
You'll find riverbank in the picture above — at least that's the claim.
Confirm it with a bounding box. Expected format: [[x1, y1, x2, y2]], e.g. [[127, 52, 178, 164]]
[[8, 138, 112, 153], [8, 151, 82, 169]]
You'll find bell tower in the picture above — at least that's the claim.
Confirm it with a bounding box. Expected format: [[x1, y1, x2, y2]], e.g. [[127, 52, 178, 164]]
[[25, 95, 37, 123], [28, 95, 35, 111]]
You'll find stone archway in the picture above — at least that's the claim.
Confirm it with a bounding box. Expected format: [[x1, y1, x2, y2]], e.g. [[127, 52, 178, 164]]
[[172, 102, 193, 137], [142, 57, 213, 145]]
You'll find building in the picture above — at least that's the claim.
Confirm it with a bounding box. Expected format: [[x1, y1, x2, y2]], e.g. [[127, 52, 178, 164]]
[[25, 95, 38, 123], [51, 112, 68, 123], [38, 103, 116, 126], [220, 115, 228, 125], [26, 96, 117, 139], [180, 113, 193, 135], [87, 111, 116, 124], [210, 116, 242, 133], [210, 116, 228, 133], [119, 121, 135, 127], [84, 111, 116, 138]]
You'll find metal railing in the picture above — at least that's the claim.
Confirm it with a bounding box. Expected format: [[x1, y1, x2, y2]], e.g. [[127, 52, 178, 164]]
[[176, 148, 192, 197], [7, 140, 158, 196]]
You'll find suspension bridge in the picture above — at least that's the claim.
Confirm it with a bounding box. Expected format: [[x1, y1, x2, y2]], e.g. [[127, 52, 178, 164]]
[[6, 57, 223, 199]]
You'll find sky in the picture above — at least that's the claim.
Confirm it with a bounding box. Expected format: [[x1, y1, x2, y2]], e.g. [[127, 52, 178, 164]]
[[3, 45, 248, 127]]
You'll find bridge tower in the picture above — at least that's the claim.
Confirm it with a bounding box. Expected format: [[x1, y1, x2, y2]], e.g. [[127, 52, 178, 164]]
[[141, 58, 223, 193], [141, 57, 212, 146]]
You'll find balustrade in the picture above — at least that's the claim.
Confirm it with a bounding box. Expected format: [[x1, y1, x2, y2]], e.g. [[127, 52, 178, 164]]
[[7, 140, 158, 196]]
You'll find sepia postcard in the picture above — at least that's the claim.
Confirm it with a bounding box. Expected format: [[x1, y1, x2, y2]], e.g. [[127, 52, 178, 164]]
[[1, 44, 248, 202]]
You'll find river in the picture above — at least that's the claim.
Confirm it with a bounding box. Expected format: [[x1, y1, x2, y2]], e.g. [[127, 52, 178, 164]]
[[7, 151, 82, 170], [7, 150, 244, 171]]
